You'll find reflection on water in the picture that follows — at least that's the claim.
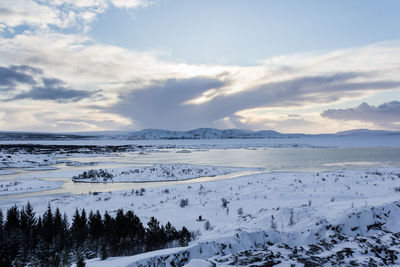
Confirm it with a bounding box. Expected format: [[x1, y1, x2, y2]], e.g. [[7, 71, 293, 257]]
[[115, 147, 400, 172], [323, 161, 384, 167], [1, 147, 400, 199]]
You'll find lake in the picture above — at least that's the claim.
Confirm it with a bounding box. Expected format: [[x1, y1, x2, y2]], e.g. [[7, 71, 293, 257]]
[[1, 146, 400, 199]]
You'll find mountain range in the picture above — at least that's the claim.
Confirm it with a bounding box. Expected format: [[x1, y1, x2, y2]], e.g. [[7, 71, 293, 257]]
[[0, 128, 398, 141]]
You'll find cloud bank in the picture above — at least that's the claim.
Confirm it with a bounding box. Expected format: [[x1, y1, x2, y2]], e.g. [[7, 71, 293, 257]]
[[0, 65, 94, 102], [0, 1, 400, 132], [0, 0, 150, 31], [108, 71, 400, 130], [321, 101, 400, 129]]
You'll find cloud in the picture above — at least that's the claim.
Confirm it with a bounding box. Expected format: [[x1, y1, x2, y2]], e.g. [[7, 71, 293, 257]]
[[321, 101, 400, 129], [108, 77, 226, 129], [0, 0, 62, 29], [1, 15, 400, 133], [49, 120, 98, 131], [0, 102, 133, 132], [0, 65, 39, 89], [205, 72, 400, 110], [0, 32, 228, 87], [110, 0, 150, 9], [107, 71, 400, 130], [0, 0, 150, 32], [10, 78, 93, 102], [0, 65, 94, 102]]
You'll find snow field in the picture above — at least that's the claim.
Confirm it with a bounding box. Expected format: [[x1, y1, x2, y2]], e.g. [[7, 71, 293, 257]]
[[4, 167, 400, 265]]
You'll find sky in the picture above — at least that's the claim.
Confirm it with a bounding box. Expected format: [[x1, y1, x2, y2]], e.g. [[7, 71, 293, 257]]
[[0, 0, 400, 133]]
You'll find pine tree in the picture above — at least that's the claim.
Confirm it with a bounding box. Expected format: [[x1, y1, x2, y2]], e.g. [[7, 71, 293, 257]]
[[72, 208, 88, 247], [4, 205, 21, 264], [80, 208, 88, 241], [5, 205, 20, 230], [165, 221, 178, 242], [76, 253, 86, 267], [146, 217, 162, 250], [179, 227, 191, 247], [19, 203, 36, 263], [88, 210, 103, 240], [0, 203, 188, 265], [42, 204, 54, 244], [100, 242, 108, 260], [0, 209, 3, 232]]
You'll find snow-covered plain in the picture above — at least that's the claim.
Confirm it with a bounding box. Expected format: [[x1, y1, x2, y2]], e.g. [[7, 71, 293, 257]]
[[0, 169, 16, 175], [3, 167, 400, 265], [75, 168, 400, 266], [1, 132, 400, 148], [0, 152, 61, 168], [0, 178, 62, 196]]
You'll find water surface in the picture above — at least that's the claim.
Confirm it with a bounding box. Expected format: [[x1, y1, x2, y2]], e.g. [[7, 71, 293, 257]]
[[1, 147, 400, 199]]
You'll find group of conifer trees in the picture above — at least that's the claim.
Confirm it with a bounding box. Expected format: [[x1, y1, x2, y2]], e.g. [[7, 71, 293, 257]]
[[0, 203, 191, 266]]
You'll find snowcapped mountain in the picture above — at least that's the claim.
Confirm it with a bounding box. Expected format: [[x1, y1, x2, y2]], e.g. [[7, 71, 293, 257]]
[[0, 128, 398, 140], [124, 128, 286, 140]]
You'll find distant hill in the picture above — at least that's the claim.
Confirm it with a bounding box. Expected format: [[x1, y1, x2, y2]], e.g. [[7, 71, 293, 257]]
[[336, 129, 400, 136], [123, 128, 288, 140], [0, 128, 398, 141], [0, 132, 96, 141]]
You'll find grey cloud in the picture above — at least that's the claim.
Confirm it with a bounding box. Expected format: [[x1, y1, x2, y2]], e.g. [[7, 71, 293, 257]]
[[108, 72, 400, 130], [109, 77, 226, 129], [11, 85, 92, 102], [217, 72, 400, 110], [321, 101, 400, 128], [0, 65, 93, 102], [0, 65, 38, 88], [288, 114, 301, 118]]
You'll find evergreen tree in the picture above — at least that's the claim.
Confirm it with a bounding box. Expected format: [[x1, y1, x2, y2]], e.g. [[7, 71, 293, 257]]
[[71, 208, 88, 247], [5, 205, 20, 230], [42, 204, 54, 244], [4, 205, 21, 265], [76, 253, 86, 267], [146, 217, 164, 250], [179, 227, 191, 247], [100, 242, 108, 260], [0, 209, 3, 232], [0, 209, 7, 267], [0, 204, 191, 266], [165, 221, 178, 242], [19, 203, 36, 263]]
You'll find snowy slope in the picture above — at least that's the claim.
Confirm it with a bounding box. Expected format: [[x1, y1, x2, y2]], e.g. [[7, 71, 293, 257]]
[[4, 167, 400, 266], [84, 200, 400, 266]]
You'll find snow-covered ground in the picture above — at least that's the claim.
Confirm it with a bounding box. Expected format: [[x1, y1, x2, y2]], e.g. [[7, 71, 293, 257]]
[[0, 144, 139, 170], [71, 164, 253, 183], [1, 138, 400, 266], [2, 134, 400, 148], [0, 151, 61, 168], [3, 167, 400, 266], [0, 178, 63, 196], [0, 169, 16, 175]]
